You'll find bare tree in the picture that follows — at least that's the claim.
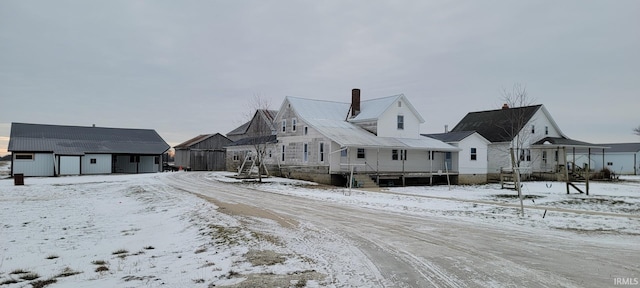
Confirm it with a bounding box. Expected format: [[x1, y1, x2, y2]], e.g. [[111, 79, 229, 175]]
[[243, 94, 274, 182], [634, 125, 640, 136], [500, 84, 536, 216]]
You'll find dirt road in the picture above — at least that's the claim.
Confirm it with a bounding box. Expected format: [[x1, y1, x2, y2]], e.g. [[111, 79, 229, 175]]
[[164, 172, 639, 287]]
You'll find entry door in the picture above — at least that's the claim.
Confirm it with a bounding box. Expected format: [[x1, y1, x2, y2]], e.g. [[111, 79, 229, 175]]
[[445, 152, 452, 171], [60, 156, 80, 175]]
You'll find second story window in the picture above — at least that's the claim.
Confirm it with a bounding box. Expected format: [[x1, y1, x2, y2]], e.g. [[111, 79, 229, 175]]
[[531, 125, 535, 134], [357, 148, 365, 159], [292, 118, 297, 132], [545, 126, 549, 135], [281, 119, 286, 132], [397, 115, 404, 130]]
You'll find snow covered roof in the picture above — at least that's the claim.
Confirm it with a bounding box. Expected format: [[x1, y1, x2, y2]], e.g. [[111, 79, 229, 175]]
[[8, 122, 170, 155], [284, 97, 458, 151]]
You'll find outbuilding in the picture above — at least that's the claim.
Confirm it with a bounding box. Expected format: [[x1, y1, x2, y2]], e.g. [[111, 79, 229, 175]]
[[8, 122, 170, 177]]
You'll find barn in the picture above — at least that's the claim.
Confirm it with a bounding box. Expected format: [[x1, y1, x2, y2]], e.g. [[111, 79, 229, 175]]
[[8, 122, 170, 177], [173, 133, 232, 171]]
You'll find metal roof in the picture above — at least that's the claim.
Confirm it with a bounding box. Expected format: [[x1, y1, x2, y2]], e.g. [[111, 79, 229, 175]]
[[531, 137, 608, 149], [174, 133, 231, 149], [591, 142, 640, 153], [8, 122, 170, 155], [286, 97, 459, 151]]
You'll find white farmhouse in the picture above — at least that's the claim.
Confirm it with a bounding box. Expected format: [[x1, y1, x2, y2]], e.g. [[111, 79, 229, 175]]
[[271, 89, 459, 186], [423, 131, 490, 184]]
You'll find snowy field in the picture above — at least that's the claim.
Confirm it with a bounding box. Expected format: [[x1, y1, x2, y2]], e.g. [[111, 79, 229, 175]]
[[1, 165, 639, 287]]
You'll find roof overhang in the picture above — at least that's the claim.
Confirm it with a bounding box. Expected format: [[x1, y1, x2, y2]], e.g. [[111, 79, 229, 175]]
[[531, 137, 609, 150]]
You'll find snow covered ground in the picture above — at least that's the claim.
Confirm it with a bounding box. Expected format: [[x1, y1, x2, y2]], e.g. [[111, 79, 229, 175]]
[[1, 169, 638, 287]]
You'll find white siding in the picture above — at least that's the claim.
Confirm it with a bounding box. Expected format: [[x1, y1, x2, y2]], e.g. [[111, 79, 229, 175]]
[[139, 156, 159, 173], [82, 154, 112, 174], [571, 152, 639, 175], [59, 156, 81, 175], [376, 98, 422, 138], [457, 134, 489, 175], [13, 153, 55, 177]]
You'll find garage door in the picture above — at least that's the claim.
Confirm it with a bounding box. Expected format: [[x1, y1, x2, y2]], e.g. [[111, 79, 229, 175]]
[[60, 156, 81, 175]]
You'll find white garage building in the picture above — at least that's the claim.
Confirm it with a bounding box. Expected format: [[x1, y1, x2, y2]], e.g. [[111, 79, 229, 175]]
[[8, 122, 170, 177]]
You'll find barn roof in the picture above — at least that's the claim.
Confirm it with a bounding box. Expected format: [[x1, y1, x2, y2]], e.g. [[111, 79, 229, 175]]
[[8, 122, 170, 155], [284, 97, 458, 151], [174, 133, 230, 149], [227, 109, 278, 136], [451, 105, 542, 142]]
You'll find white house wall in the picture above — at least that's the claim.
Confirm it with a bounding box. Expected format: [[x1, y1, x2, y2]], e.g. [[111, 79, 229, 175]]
[[571, 152, 639, 175], [457, 135, 489, 175], [13, 153, 55, 177], [376, 98, 421, 138], [82, 154, 112, 174]]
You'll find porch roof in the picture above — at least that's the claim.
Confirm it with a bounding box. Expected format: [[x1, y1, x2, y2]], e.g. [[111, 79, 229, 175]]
[[531, 137, 609, 149]]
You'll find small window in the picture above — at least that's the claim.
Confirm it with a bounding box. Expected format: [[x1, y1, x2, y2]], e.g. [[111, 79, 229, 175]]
[[15, 153, 34, 160], [607, 162, 613, 166], [397, 115, 404, 130], [357, 148, 365, 159], [319, 143, 325, 162], [268, 150, 272, 158], [428, 151, 434, 160], [545, 126, 549, 135], [303, 143, 308, 162], [90, 158, 97, 164], [392, 149, 399, 160], [292, 118, 297, 132], [304, 126, 308, 135], [525, 149, 531, 161], [281, 119, 286, 132], [470, 148, 477, 161], [233, 152, 239, 161], [401, 150, 407, 160], [341, 149, 347, 157], [154, 156, 159, 164], [281, 145, 286, 162], [531, 125, 535, 134], [542, 151, 547, 163]]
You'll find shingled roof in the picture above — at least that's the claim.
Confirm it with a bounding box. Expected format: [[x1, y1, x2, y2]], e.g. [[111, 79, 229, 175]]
[[451, 105, 542, 142], [8, 122, 170, 155]]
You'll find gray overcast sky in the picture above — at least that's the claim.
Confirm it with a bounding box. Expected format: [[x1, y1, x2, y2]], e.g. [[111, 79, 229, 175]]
[[1, 1, 639, 155]]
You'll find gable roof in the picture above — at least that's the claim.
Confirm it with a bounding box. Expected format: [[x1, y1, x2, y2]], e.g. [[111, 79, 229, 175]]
[[227, 109, 278, 136], [422, 131, 481, 143], [174, 133, 230, 149], [281, 96, 458, 151], [8, 122, 170, 155], [350, 94, 425, 123], [451, 105, 543, 142]]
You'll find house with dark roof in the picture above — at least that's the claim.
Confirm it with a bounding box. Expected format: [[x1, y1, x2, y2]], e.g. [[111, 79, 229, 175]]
[[174, 133, 232, 171], [570, 143, 640, 175], [270, 89, 459, 186], [448, 104, 605, 181], [8, 122, 170, 177], [423, 131, 490, 184]]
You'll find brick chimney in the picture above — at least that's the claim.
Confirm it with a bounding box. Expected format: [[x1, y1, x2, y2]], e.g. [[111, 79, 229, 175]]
[[351, 88, 361, 117], [502, 103, 509, 110]]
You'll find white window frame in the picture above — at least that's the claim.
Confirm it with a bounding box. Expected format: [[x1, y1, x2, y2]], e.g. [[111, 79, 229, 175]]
[[292, 118, 297, 132], [303, 143, 308, 162], [470, 148, 477, 161], [15, 153, 34, 160], [397, 115, 404, 130], [319, 142, 325, 162], [281, 145, 286, 162]]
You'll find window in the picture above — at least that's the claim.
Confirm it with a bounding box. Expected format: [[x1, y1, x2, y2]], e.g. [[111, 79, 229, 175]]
[[233, 152, 239, 161], [428, 151, 434, 160], [15, 153, 34, 160], [542, 151, 547, 163], [154, 156, 160, 164], [282, 119, 286, 132], [607, 162, 613, 166], [525, 149, 531, 161], [398, 101, 402, 107], [292, 118, 297, 132], [90, 158, 97, 164], [268, 150, 272, 158], [341, 149, 347, 157], [304, 126, 308, 135], [554, 150, 559, 162], [545, 126, 549, 135], [303, 143, 308, 162], [129, 155, 139, 163], [401, 150, 407, 160], [470, 148, 477, 161], [397, 115, 404, 130], [319, 143, 325, 162], [531, 125, 535, 134], [357, 148, 365, 159], [281, 145, 286, 162], [392, 149, 399, 160]]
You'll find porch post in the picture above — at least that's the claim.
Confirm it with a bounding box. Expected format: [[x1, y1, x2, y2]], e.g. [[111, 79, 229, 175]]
[[429, 151, 433, 186], [572, 147, 576, 173], [586, 148, 590, 195], [564, 147, 570, 194]]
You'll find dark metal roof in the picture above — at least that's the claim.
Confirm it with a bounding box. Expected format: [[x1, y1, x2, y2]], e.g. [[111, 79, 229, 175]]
[[532, 137, 607, 149], [8, 122, 170, 155], [451, 105, 542, 142], [226, 135, 277, 147], [174, 133, 230, 149], [422, 131, 477, 142], [590, 142, 640, 153]]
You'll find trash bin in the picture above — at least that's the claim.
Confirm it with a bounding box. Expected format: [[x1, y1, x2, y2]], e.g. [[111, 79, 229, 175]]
[[14, 173, 24, 186]]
